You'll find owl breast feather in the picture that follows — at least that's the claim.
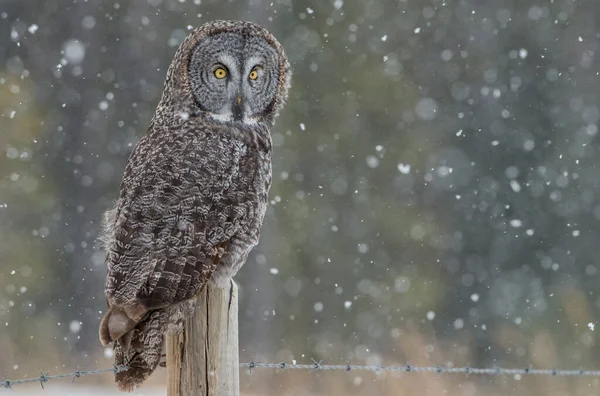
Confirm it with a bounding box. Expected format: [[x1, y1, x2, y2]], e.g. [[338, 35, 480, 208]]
[[105, 122, 272, 309]]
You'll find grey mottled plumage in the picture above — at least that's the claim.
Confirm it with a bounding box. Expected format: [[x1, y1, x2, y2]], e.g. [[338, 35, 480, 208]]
[[98, 20, 291, 392]]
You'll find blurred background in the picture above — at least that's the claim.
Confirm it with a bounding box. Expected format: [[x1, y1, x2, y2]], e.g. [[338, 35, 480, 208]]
[[1, 0, 600, 395]]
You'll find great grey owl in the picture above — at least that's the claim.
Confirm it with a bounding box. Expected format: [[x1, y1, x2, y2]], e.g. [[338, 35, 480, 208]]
[[97, 20, 291, 391]]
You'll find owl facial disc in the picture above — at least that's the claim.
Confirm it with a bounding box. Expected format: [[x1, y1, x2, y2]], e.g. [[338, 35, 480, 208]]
[[188, 30, 282, 126]]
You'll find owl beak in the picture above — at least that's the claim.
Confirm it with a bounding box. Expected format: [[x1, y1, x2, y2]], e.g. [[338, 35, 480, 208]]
[[232, 94, 243, 121]]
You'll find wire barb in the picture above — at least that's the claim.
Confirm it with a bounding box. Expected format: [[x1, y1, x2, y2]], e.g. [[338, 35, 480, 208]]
[[39, 373, 48, 389], [310, 359, 322, 371]]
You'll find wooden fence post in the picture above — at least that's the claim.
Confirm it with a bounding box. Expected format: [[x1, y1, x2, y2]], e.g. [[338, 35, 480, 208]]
[[166, 280, 239, 396]]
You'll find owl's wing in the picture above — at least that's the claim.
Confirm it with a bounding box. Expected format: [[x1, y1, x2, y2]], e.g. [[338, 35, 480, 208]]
[[100, 129, 244, 345]]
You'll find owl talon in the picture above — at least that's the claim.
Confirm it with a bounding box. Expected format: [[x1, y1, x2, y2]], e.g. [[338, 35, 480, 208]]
[[212, 246, 225, 257], [159, 353, 167, 368], [210, 245, 226, 265]]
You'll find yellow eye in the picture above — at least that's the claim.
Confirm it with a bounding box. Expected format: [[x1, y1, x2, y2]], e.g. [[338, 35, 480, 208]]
[[214, 67, 227, 79], [249, 69, 258, 80]]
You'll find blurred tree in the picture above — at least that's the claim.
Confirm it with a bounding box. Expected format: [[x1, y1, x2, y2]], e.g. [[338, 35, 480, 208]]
[[1, 1, 600, 394]]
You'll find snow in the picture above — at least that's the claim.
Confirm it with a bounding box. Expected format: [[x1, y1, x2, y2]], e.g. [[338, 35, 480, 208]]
[[518, 48, 528, 59], [2, 4, 599, 395], [397, 163, 411, 174], [415, 98, 438, 121], [63, 39, 86, 64], [509, 219, 523, 228]]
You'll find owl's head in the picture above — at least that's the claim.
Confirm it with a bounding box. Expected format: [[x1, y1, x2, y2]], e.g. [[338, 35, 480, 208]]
[[159, 21, 291, 127]]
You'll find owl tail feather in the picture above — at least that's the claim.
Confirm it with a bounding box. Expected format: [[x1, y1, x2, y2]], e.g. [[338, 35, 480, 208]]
[[114, 309, 167, 392], [99, 307, 137, 346]]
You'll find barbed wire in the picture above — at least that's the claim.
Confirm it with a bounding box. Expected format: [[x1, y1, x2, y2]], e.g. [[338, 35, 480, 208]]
[[3, 361, 600, 389], [240, 360, 600, 377], [1, 366, 128, 389]]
